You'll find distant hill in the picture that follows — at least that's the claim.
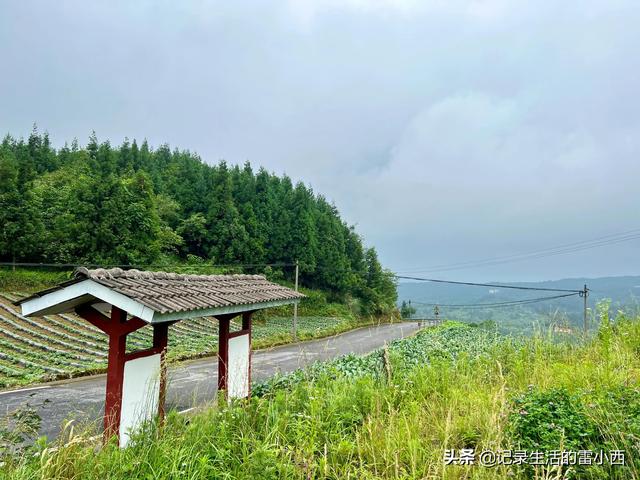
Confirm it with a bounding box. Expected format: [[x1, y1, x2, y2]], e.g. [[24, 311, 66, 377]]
[[398, 275, 640, 333]]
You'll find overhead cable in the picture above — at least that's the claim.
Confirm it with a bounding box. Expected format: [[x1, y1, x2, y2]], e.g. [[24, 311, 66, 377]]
[[395, 275, 584, 293], [411, 292, 580, 309], [395, 228, 640, 274]]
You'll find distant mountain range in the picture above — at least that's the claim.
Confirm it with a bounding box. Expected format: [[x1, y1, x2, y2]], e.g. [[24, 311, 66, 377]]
[[398, 275, 640, 333]]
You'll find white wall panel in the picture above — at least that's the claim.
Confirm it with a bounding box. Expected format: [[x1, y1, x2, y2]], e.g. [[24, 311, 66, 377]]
[[120, 353, 161, 447], [228, 334, 250, 399]]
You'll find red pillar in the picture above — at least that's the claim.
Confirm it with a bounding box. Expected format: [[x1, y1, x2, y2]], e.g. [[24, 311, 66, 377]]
[[153, 323, 169, 422], [217, 316, 230, 393], [75, 304, 148, 444], [103, 307, 127, 442]]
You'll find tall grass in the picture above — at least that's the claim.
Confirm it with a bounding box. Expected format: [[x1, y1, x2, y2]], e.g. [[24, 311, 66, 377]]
[[2, 315, 640, 479]]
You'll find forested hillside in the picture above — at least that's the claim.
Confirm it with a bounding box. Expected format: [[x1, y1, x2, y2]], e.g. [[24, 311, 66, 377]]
[[0, 127, 396, 314]]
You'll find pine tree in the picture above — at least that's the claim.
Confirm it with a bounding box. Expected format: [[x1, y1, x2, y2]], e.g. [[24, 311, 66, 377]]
[[0, 143, 44, 264], [206, 161, 251, 263]]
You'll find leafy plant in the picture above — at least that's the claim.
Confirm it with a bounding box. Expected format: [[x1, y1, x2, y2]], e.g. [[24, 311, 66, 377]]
[[0, 400, 47, 459], [508, 387, 597, 452]]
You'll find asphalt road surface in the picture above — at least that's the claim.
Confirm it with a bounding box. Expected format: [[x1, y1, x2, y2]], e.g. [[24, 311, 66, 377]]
[[0, 322, 421, 442]]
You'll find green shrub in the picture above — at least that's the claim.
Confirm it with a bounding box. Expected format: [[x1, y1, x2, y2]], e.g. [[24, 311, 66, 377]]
[[508, 385, 640, 479], [508, 387, 597, 452]]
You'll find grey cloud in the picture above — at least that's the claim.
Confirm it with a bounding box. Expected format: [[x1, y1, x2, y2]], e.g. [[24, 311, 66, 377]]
[[1, 0, 639, 281]]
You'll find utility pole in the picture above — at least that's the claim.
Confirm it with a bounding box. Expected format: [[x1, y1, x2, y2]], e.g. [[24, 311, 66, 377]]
[[292, 260, 299, 341], [582, 284, 589, 335]]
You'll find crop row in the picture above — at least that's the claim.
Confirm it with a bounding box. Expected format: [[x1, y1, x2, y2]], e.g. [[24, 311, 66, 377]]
[[0, 302, 105, 352], [0, 313, 103, 360], [0, 291, 347, 388], [0, 337, 87, 370]]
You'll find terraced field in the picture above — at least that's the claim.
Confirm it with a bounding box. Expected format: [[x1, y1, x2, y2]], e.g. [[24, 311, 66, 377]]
[[0, 292, 351, 389]]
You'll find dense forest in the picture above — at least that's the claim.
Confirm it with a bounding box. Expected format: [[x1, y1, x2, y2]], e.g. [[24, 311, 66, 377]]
[[0, 127, 396, 314]]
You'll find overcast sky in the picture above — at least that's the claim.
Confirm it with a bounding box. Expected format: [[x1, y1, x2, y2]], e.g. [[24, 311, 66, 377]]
[[1, 0, 639, 282]]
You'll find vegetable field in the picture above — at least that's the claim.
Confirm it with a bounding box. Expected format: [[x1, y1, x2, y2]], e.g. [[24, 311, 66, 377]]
[[253, 321, 505, 395], [0, 291, 353, 389]]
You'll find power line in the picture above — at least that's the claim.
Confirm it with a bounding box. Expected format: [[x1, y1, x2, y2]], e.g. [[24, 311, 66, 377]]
[[395, 275, 584, 293], [395, 228, 640, 274], [400, 229, 640, 272], [397, 233, 640, 274], [411, 292, 580, 309]]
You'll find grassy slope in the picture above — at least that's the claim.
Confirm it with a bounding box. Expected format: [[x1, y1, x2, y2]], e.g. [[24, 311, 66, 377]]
[[0, 269, 71, 293], [3, 315, 640, 479]]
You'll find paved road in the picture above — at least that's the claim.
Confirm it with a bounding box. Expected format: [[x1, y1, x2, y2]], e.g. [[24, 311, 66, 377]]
[[0, 322, 421, 441]]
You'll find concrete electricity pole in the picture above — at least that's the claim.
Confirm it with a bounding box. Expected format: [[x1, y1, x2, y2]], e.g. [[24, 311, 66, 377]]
[[582, 284, 589, 335], [293, 260, 299, 340]]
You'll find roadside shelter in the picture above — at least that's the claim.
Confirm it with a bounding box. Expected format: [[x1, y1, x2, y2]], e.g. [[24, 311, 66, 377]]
[[16, 267, 304, 446]]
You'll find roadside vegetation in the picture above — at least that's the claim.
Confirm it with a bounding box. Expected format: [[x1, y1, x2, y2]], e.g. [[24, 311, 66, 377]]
[[2, 301, 638, 479]]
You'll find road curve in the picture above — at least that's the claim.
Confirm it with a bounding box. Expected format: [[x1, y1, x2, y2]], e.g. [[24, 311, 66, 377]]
[[0, 322, 421, 442]]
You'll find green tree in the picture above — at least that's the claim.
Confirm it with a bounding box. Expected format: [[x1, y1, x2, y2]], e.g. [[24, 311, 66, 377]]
[[400, 300, 417, 319], [31, 156, 95, 263], [0, 142, 43, 264], [177, 213, 209, 258], [205, 162, 252, 263], [286, 182, 318, 273], [359, 248, 398, 315]]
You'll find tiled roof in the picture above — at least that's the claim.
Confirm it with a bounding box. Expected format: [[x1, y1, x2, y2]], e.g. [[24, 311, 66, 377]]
[[73, 267, 304, 315]]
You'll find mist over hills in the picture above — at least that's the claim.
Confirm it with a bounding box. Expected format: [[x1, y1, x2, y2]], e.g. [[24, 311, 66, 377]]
[[398, 275, 640, 333]]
